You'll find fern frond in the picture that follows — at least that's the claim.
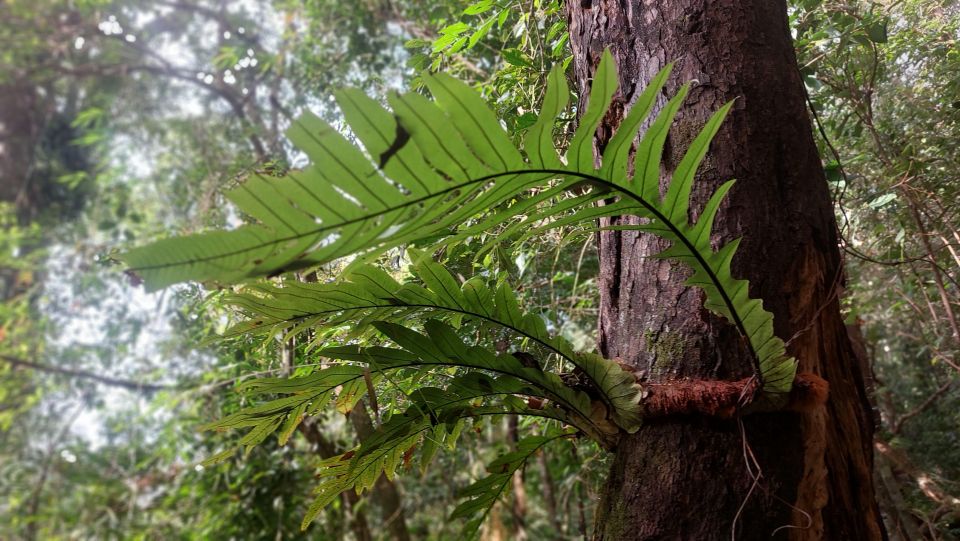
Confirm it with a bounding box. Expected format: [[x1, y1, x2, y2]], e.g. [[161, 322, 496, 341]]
[[322, 320, 620, 443], [199, 365, 375, 457], [125, 49, 795, 406], [223, 257, 644, 429], [300, 375, 569, 530], [451, 428, 574, 538]]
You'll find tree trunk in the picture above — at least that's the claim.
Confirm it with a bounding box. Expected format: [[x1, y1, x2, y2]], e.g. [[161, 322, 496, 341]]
[[298, 418, 374, 541], [565, 1, 882, 539], [0, 79, 40, 220], [349, 400, 413, 541], [536, 446, 562, 538], [506, 415, 528, 541]]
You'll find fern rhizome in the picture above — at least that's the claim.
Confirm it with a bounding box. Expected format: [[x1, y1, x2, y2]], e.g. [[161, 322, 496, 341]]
[[123, 50, 818, 533]]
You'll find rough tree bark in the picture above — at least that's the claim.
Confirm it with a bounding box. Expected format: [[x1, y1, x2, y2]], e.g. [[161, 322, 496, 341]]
[[564, 1, 882, 539]]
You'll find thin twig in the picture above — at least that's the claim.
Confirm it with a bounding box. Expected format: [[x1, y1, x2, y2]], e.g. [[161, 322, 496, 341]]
[[892, 379, 955, 435]]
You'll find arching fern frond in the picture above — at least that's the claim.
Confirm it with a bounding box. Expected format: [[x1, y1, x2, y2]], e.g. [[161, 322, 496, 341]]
[[222, 257, 643, 431], [325, 320, 621, 443], [124, 49, 796, 399]]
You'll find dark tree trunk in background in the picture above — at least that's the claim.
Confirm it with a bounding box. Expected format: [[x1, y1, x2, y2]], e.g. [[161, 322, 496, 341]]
[[565, 1, 882, 539], [0, 80, 42, 304], [0, 80, 39, 216], [349, 400, 413, 541], [299, 418, 374, 541]]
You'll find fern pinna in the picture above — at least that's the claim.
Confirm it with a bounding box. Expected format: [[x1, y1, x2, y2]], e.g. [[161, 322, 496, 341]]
[[123, 50, 799, 533]]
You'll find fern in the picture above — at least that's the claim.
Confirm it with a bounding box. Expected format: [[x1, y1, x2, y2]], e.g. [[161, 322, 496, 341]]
[[450, 428, 575, 537], [222, 256, 643, 432], [125, 49, 801, 532], [198, 365, 379, 463], [300, 375, 569, 530], [330, 320, 621, 444], [207, 260, 634, 531], [124, 50, 796, 399]]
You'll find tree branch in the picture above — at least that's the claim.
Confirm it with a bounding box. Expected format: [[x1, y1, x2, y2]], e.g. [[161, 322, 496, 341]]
[[42, 60, 268, 160], [0, 354, 171, 392], [891, 379, 955, 435], [876, 439, 960, 517]]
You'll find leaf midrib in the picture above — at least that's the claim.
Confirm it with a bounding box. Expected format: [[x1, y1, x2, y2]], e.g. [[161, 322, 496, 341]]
[[136, 167, 759, 383]]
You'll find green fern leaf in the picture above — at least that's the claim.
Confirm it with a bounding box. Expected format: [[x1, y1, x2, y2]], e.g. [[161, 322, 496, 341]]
[[223, 259, 643, 432], [125, 48, 795, 402], [300, 375, 564, 530], [322, 320, 619, 442], [450, 429, 573, 538]]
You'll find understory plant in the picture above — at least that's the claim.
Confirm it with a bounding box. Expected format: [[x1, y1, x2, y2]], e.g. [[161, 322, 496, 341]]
[[123, 50, 799, 533]]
